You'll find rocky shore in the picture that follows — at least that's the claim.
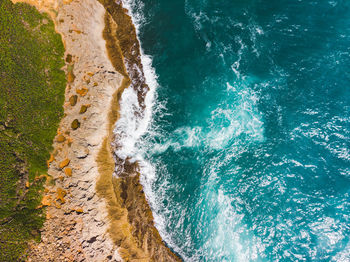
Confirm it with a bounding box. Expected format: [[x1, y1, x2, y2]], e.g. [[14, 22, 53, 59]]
[[10, 0, 180, 261]]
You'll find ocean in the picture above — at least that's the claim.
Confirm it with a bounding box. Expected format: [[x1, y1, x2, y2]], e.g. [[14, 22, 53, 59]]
[[117, 0, 350, 261]]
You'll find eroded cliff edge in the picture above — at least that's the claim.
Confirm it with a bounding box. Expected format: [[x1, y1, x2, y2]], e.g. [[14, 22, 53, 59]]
[[9, 0, 180, 261]]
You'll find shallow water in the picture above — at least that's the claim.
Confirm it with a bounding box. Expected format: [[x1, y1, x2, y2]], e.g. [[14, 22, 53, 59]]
[[119, 0, 350, 261]]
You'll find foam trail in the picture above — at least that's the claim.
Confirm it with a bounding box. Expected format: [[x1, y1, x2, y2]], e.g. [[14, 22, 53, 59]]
[[113, 0, 158, 163], [118, 0, 194, 257], [112, 53, 157, 162], [115, 0, 176, 246]]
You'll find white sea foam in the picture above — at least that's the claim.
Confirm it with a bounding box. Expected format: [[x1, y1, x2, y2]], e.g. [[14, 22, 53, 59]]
[[199, 184, 263, 261], [116, 2, 168, 238], [114, 0, 158, 163], [118, 0, 185, 255]]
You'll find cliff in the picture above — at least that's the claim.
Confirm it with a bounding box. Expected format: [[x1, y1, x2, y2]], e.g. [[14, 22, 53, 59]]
[[8, 0, 181, 261]]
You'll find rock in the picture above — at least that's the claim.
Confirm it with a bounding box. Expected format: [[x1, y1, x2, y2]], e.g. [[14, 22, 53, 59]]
[[47, 154, 54, 168], [46, 211, 53, 219], [79, 105, 89, 114], [55, 202, 61, 209], [75, 208, 84, 213], [64, 167, 72, 177], [66, 54, 72, 63], [56, 134, 66, 143], [72, 29, 82, 34], [41, 195, 52, 206], [76, 87, 88, 96], [87, 236, 97, 243], [56, 188, 67, 203], [59, 158, 70, 169], [71, 119, 80, 130], [67, 137, 73, 147], [62, 0, 73, 5], [67, 65, 75, 83], [73, 145, 89, 159], [69, 95, 78, 106], [67, 71, 75, 83]]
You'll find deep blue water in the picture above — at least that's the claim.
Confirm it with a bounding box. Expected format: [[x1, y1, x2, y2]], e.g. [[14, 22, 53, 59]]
[[123, 0, 350, 261]]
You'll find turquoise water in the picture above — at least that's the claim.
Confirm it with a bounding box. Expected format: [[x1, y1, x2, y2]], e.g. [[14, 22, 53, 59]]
[[121, 0, 350, 261]]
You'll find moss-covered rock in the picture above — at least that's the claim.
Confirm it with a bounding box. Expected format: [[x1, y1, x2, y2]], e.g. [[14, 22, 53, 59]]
[[65, 54, 72, 63], [67, 64, 75, 83], [69, 95, 78, 106], [71, 119, 80, 130], [79, 105, 88, 114]]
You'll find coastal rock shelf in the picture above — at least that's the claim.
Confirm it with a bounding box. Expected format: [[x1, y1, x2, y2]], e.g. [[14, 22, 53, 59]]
[[9, 0, 179, 261]]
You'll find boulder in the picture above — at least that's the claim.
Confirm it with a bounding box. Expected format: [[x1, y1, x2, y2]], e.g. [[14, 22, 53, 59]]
[[64, 167, 72, 176], [56, 134, 66, 143], [71, 119, 80, 130], [56, 188, 67, 203], [79, 105, 88, 114], [41, 195, 52, 206], [59, 158, 70, 169], [66, 54, 72, 63], [76, 87, 88, 96], [69, 95, 78, 106]]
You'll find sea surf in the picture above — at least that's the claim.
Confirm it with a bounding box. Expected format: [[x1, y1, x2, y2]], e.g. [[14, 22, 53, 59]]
[[116, 0, 350, 261]]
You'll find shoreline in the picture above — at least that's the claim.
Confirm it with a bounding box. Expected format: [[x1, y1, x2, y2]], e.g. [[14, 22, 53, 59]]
[[94, 1, 181, 260], [10, 0, 180, 260]]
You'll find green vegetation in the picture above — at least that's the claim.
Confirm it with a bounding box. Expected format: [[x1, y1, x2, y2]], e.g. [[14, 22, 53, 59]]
[[0, 0, 66, 260]]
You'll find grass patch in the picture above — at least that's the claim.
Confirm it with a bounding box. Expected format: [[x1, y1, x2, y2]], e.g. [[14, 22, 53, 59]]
[[0, 0, 66, 260]]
